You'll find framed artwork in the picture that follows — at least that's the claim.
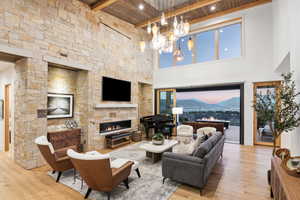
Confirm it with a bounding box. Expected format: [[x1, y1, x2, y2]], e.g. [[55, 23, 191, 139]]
[[47, 93, 74, 119], [0, 99, 3, 119]]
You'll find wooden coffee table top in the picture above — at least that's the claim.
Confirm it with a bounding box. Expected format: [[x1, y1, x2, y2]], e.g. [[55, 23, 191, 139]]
[[139, 140, 178, 153]]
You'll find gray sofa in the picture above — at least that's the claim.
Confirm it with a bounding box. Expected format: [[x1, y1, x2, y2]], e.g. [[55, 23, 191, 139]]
[[162, 132, 225, 194]]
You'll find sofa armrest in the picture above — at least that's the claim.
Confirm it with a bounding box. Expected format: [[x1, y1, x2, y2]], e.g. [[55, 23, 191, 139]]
[[162, 152, 205, 188]]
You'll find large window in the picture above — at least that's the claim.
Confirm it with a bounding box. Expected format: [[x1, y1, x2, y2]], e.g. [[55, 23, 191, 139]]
[[159, 21, 242, 68]]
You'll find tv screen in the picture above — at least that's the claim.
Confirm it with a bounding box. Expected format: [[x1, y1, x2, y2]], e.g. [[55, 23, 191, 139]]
[[102, 77, 131, 101]]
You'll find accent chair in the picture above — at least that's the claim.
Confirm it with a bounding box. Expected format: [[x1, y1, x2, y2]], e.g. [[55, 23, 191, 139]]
[[34, 136, 74, 182], [67, 149, 134, 200]]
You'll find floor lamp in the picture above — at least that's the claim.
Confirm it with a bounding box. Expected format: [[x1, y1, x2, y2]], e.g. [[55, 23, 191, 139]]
[[172, 107, 183, 126]]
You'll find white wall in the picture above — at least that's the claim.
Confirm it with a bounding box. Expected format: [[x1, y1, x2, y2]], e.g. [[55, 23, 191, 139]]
[[288, 0, 300, 156], [0, 62, 15, 152], [272, 0, 300, 156], [273, 0, 290, 70], [154, 3, 281, 145]]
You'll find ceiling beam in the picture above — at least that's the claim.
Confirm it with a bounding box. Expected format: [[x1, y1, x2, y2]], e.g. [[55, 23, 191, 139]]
[[189, 0, 272, 25], [135, 0, 221, 28], [92, 0, 120, 11]]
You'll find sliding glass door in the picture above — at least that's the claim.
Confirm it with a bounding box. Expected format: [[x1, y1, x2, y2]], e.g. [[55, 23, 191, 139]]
[[156, 89, 176, 115], [253, 82, 281, 146]]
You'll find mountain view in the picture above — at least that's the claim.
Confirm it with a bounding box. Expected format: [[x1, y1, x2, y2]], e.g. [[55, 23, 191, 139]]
[[176, 97, 240, 112]]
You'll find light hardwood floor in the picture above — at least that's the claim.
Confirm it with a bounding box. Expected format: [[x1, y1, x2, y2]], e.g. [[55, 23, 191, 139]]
[[0, 143, 272, 200]]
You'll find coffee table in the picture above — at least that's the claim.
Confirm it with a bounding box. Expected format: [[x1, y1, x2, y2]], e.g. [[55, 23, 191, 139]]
[[139, 140, 178, 163]]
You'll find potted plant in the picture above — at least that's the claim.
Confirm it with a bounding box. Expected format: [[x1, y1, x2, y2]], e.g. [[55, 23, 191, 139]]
[[152, 132, 165, 145], [253, 72, 300, 155]]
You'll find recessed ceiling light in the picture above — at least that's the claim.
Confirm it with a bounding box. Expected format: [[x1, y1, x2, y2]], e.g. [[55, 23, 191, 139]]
[[138, 4, 144, 10], [224, 48, 228, 52], [210, 5, 216, 11]]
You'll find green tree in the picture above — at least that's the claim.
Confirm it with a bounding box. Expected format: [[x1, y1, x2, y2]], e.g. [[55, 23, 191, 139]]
[[253, 72, 300, 155]]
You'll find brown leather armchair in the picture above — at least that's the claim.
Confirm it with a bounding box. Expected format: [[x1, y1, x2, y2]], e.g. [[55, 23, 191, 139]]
[[35, 136, 73, 182], [67, 149, 134, 200]]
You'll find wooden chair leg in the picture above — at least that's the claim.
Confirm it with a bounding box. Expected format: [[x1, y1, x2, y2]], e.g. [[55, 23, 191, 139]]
[[84, 188, 91, 199], [200, 189, 203, 196], [135, 168, 141, 178], [123, 178, 129, 189], [106, 192, 111, 200], [56, 171, 62, 182]]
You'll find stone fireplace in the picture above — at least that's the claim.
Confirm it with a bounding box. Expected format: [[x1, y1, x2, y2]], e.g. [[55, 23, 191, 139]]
[[99, 120, 132, 135]]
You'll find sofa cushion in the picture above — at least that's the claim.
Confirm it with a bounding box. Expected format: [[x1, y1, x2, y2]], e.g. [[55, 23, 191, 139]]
[[192, 139, 213, 158], [209, 132, 223, 146], [192, 132, 223, 158]]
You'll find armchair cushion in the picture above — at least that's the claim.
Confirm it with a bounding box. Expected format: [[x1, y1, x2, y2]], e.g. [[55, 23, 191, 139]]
[[197, 127, 217, 136], [177, 125, 193, 137], [67, 149, 110, 160], [34, 136, 55, 154]]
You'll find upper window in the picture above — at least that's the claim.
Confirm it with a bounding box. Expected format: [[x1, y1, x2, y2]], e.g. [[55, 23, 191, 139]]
[[196, 30, 215, 63], [219, 23, 241, 59], [159, 21, 242, 68]]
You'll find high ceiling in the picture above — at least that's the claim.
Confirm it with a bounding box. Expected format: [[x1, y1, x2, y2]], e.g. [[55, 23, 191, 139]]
[[80, 0, 272, 27]]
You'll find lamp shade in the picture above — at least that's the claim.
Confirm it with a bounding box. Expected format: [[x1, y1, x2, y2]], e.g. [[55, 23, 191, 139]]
[[172, 107, 183, 115]]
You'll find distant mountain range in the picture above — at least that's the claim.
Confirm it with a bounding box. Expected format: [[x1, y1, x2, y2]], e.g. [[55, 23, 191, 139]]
[[176, 97, 240, 111]]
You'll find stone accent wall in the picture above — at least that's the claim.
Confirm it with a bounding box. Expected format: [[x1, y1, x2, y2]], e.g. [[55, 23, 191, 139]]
[[14, 57, 48, 169], [47, 66, 77, 128], [0, 0, 153, 169]]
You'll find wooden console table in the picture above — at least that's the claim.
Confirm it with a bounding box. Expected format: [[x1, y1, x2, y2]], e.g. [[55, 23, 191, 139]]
[[271, 157, 300, 200]]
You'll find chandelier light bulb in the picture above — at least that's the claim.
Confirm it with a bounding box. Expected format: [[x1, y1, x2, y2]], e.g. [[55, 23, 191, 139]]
[[173, 16, 178, 29], [184, 21, 190, 34], [152, 23, 159, 36], [139, 41, 146, 52], [147, 22, 152, 34], [161, 12, 168, 26], [187, 37, 194, 51]]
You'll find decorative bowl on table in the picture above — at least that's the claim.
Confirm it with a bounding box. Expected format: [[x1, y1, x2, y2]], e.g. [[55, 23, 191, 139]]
[[282, 156, 300, 177], [152, 133, 165, 145]]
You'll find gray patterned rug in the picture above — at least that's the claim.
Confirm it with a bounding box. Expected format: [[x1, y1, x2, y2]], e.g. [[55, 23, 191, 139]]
[[49, 142, 181, 200]]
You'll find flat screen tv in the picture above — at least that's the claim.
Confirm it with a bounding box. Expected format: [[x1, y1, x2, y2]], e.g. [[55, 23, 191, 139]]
[[102, 77, 131, 101]]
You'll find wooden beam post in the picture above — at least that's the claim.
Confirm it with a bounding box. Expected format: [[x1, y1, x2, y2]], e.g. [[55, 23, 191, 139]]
[[92, 0, 119, 11]]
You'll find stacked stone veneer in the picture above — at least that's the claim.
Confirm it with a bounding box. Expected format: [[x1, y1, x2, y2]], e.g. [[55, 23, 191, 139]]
[[0, 0, 153, 169]]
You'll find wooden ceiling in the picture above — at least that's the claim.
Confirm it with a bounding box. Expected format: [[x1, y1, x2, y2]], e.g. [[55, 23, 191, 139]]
[[80, 0, 272, 27]]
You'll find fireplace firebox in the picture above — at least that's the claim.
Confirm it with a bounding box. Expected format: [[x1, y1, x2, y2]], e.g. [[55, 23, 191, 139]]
[[99, 120, 131, 134]]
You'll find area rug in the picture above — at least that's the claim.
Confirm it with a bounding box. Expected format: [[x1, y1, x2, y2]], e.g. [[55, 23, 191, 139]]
[[49, 142, 181, 200]]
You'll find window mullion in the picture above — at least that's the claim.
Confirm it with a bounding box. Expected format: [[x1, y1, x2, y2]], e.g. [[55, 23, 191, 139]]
[[192, 35, 197, 64], [214, 29, 220, 60]]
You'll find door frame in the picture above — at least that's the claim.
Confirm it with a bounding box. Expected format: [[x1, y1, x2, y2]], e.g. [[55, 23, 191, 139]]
[[155, 89, 176, 114], [4, 84, 11, 152], [156, 84, 245, 144], [253, 81, 281, 147]]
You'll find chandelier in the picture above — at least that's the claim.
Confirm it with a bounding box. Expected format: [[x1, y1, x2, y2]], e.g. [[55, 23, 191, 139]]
[[140, 6, 193, 61], [141, 15, 190, 54]]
